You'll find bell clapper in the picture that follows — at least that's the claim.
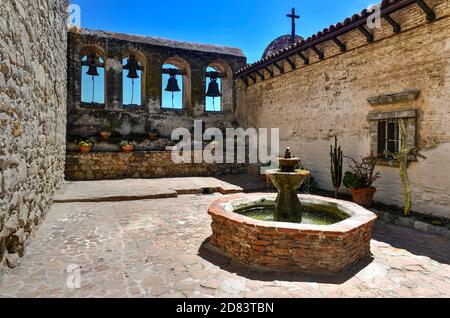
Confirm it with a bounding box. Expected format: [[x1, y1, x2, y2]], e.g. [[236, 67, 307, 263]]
[[131, 78, 135, 105], [91, 76, 95, 104]]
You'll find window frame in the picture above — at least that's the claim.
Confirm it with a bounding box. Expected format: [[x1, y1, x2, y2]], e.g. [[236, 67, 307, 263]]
[[368, 110, 418, 164]]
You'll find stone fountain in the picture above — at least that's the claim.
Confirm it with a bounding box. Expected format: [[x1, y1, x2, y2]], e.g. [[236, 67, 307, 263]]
[[266, 148, 311, 223], [206, 147, 377, 274]]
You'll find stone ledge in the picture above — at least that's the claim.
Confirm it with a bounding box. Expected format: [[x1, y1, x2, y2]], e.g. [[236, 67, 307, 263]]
[[367, 89, 420, 106], [54, 178, 243, 203], [373, 209, 450, 239]]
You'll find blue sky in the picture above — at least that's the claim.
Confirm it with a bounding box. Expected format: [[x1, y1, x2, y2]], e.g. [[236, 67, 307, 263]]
[[73, 0, 376, 63], [77, 0, 376, 109]]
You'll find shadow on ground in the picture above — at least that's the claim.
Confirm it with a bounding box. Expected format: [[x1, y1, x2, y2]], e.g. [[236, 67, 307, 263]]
[[372, 221, 450, 265], [198, 239, 374, 284]]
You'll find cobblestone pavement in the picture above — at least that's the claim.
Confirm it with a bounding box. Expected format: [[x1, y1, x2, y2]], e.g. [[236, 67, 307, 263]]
[[1, 191, 449, 298]]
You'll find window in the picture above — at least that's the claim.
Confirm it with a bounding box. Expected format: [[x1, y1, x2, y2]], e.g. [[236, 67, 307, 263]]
[[369, 110, 417, 160], [162, 63, 183, 110], [377, 119, 400, 158], [122, 55, 143, 107], [205, 66, 222, 112], [81, 53, 105, 105]]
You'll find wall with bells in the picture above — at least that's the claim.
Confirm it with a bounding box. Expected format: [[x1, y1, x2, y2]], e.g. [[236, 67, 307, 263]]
[[67, 28, 247, 142], [0, 0, 68, 272], [236, 0, 450, 218]]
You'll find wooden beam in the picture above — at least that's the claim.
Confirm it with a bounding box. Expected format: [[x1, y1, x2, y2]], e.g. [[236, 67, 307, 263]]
[[297, 52, 309, 65], [162, 68, 187, 76], [273, 62, 284, 73], [311, 46, 324, 60], [248, 73, 256, 83], [358, 25, 374, 42], [384, 14, 401, 33], [241, 76, 249, 87], [255, 70, 265, 80], [285, 56, 296, 70], [265, 67, 274, 78], [415, 0, 436, 21], [332, 37, 347, 52], [205, 71, 227, 78]]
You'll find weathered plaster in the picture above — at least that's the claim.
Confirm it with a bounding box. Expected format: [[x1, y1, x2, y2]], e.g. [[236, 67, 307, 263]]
[[236, 0, 450, 218]]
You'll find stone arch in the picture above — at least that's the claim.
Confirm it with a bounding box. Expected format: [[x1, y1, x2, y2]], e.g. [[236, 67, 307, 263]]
[[205, 60, 233, 112], [80, 45, 106, 105], [162, 56, 192, 110], [121, 50, 147, 107]]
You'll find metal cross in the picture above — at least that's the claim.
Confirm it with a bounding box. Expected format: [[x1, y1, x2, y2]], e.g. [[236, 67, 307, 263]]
[[287, 8, 300, 44]]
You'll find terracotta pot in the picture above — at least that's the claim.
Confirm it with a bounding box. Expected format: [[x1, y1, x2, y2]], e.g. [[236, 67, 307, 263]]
[[79, 145, 92, 153], [351, 187, 377, 208], [148, 133, 159, 141], [100, 131, 112, 140], [121, 145, 134, 153]]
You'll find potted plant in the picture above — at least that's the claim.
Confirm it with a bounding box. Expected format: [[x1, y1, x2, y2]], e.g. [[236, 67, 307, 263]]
[[78, 139, 93, 153], [100, 120, 114, 140], [119, 140, 137, 153], [148, 130, 160, 141], [343, 155, 381, 207]]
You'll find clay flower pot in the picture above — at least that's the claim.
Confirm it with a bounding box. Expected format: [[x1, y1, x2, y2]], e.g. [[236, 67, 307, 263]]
[[100, 131, 112, 140], [79, 145, 92, 153], [351, 187, 377, 208], [148, 132, 159, 141], [121, 145, 135, 153]]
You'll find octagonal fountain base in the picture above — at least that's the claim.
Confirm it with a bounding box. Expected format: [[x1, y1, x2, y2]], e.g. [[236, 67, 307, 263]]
[[207, 193, 377, 274]]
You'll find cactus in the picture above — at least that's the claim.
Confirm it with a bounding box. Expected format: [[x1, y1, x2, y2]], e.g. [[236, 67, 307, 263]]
[[386, 119, 426, 216], [330, 136, 343, 198]]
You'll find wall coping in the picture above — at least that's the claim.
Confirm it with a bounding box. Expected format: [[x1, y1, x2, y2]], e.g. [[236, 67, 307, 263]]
[[208, 193, 377, 234]]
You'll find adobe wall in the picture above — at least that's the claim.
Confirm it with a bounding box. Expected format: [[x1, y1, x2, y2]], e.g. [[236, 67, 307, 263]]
[[236, 0, 450, 218]]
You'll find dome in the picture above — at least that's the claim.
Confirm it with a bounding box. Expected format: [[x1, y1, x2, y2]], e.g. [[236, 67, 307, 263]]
[[262, 34, 304, 59]]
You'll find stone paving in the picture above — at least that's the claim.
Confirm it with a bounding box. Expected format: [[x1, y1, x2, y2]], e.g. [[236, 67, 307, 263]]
[[0, 179, 450, 298]]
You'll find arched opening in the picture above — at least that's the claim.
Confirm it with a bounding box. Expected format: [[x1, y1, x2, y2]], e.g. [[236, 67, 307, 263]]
[[161, 56, 191, 110], [81, 50, 105, 105], [205, 66, 222, 112], [122, 54, 144, 107], [205, 61, 232, 112], [162, 63, 183, 109]]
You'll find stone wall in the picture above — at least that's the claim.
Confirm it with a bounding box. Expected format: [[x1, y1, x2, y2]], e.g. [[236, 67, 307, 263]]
[[0, 0, 68, 272], [67, 29, 246, 141], [65, 152, 247, 181], [236, 0, 450, 218]]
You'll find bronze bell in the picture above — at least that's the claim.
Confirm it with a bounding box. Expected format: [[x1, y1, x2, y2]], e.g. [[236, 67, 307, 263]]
[[123, 55, 140, 79], [165, 74, 181, 92], [86, 54, 99, 76], [86, 64, 99, 76], [206, 77, 221, 98]]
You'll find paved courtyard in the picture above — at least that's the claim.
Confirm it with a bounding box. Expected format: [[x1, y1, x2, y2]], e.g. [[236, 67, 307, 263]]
[[0, 178, 449, 298]]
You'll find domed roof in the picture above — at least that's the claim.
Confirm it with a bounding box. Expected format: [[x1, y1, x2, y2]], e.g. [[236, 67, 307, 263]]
[[262, 34, 304, 59]]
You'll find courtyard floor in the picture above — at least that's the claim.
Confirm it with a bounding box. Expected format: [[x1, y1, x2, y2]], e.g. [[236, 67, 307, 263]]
[[0, 177, 449, 298]]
